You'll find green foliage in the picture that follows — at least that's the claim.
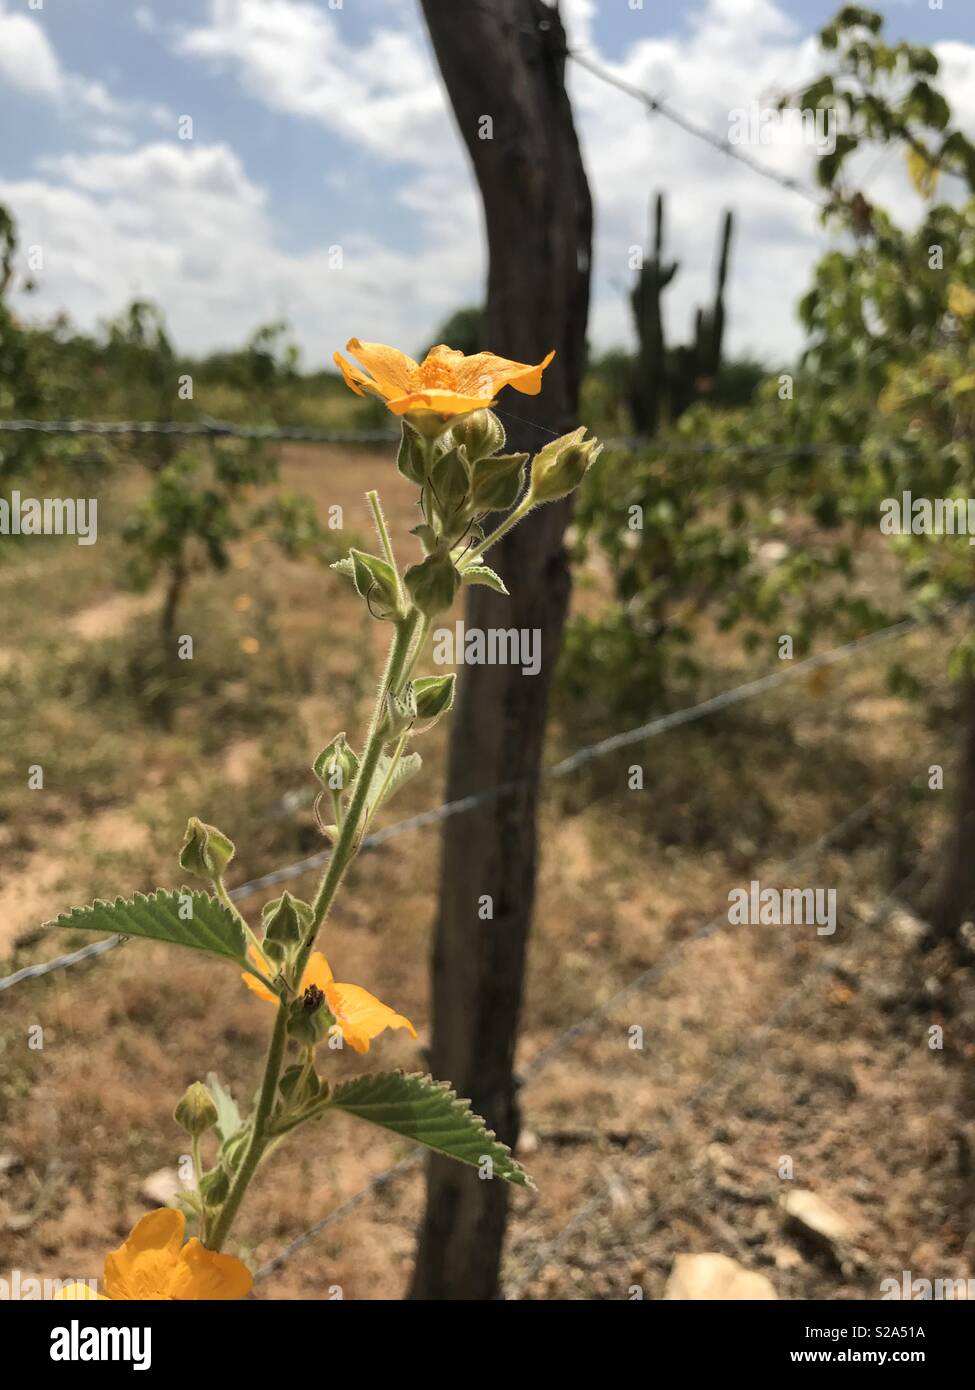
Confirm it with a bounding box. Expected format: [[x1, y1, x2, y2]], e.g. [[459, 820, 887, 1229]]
[[563, 4, 975, 723], [329, 1072, 532, 1186]]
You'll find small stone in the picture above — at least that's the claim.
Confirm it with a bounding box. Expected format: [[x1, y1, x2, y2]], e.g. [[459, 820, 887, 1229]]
[[663, 1253, 777, 1300], [780, 1188, 854, 1255]]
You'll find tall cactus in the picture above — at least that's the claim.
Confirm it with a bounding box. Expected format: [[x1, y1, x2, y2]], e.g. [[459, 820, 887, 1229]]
[[630, 198, 735, 429], [629, 192, 677, 435]]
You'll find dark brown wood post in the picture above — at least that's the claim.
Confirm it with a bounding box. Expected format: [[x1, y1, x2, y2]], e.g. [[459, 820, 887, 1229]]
[[410, 0, 592, 1299]]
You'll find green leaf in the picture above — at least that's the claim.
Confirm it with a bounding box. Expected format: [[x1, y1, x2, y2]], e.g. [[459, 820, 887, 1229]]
[[365, 751, 422, 814], [47, 889, 247, 964], [462, 564, 509, 595], [206, 1072, 244, 1143], [329, 1072, 533, 1187]]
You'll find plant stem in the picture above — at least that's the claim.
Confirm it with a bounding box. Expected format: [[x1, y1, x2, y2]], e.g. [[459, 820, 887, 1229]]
[[206, 609, 421, 1252], [462, 497, 533, 568], [208, 1003, 289, 1251]]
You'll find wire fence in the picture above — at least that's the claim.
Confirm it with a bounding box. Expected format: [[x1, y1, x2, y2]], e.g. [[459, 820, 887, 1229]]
[[0, 599, 952, 997]]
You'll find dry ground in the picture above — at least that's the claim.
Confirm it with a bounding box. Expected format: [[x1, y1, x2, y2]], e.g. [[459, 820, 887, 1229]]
[[1, 444, 973, 1300]]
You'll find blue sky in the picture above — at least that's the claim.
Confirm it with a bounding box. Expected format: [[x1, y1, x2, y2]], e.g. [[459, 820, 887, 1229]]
[[1, 0, 972, 368]]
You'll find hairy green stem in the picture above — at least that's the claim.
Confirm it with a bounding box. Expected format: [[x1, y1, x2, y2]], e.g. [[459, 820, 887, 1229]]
[[462, 496, 534, 568], [206, 608, 421, 1252], [208, 1003, 289, 1251]]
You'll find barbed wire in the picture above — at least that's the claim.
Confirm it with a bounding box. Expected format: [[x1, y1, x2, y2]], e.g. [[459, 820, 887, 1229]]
[[0, 415, 927, 462], [0, 598, 954, 998], [253, 774, 913, 1287], [566, 48, 826, 209], [0, 418, 395, 444]]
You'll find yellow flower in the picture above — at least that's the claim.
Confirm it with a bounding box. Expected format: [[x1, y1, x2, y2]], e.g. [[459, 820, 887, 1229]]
[[333, 338, 555, 419], [53, 1209, 252, 1301], [243, 947, 417, 1055]]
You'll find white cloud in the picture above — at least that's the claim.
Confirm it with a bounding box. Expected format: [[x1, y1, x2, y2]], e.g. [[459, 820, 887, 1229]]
[[0, 4, 65, 99], [3, 140, 479, 363]]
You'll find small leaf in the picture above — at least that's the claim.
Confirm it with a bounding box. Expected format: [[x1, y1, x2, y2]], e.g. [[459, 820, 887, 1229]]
[[366, 752, 423, 813], [329, 1072, 532, 1186], [462, 564, 509, 595], [206, 1072, 243, 1143], [47, 889, 247, 963]]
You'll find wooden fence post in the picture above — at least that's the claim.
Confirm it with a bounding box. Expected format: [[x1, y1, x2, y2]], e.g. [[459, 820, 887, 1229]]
[[410, 0, 592, 1299]]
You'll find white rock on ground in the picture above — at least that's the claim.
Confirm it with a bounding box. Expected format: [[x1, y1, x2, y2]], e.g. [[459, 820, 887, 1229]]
[[663, 1252, 778, 1300]]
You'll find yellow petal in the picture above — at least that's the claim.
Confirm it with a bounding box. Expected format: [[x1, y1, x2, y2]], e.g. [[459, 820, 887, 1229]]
[[103, 1208, 186, 1300], [326, 980, 417, 1054], [345, 338, 419, 397], [333, 351, 384, 400], [241, 942, 277, 1002], [52, 1281, 109, 1300], [452, 348, 555, 398], [387, 388, 496, 416], [302, 950, 335, 992], [170, 1238, 253, 1301]]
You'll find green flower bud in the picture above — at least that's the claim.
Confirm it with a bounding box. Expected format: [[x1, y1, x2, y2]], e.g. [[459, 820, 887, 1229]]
[[470, 453, 528, 514], [279, 1063, 325, 1107], [198, 1167, 230, 1205], [261, 891, 311, 953], [413, 673, 456, 721], [286, 984, 335, 1047], [404, 550, 461, 618], [446, 409, 506, 461], [174, 1081, 219, 1138], [178, 817, 235, 880], [429, 445, 472, 530], [199, 1167, 230, 1205], [396, 420, 429, 485], [528, 428, 602, 504], [313, 732, 359, 792]]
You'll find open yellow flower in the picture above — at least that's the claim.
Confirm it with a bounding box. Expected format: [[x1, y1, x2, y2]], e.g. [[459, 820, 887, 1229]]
[[243, 947, 416, 1054], [53, 1208, 252, 1301], [334, 338, 555, 418]]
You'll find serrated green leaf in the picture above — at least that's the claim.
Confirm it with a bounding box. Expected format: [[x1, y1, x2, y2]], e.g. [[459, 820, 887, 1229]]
[[47, 889, 247, 964], [462, 564, 509, 595], [329, 1072, 532, 1187]]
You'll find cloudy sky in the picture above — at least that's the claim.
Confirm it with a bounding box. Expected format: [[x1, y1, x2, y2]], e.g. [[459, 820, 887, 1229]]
[[1, 0, 973, 369]]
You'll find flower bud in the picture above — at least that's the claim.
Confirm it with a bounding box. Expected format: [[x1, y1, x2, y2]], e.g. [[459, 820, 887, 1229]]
[[396, 420, 429, 484], [470, 453, 528, 514], [174, 1081, 218, 1138], [261, 892, 311, 955], [178, 817, 235, 880], [313, 732, 359, 792], [413, 673, 456, 722], [447, 409, 505, 461], [382, 683, 417, 739], [404, 550, 461, 618], [528, 428, 602, 504], [286, 984, 335, 1047]]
